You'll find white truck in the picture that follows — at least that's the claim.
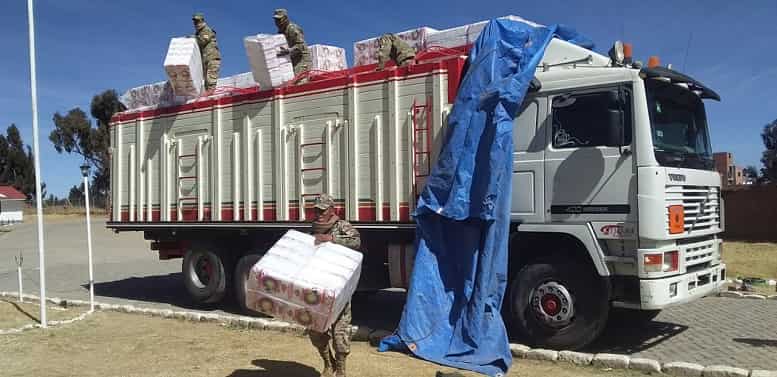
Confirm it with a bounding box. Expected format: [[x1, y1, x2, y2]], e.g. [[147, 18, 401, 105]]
[[107, 35, 725, 349]]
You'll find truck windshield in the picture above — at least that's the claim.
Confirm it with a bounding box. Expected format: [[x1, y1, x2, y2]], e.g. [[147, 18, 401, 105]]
[[646, 80, 714, 170]]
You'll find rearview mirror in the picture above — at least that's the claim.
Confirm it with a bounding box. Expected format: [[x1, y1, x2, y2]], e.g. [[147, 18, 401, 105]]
[[606, 109, 624, 147]]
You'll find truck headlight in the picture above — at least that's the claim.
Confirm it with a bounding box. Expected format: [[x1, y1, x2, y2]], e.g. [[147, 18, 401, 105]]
[[644, 251, 679, 273]]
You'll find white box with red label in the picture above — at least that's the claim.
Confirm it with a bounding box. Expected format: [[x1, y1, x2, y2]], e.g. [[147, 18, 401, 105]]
[[246, 230, 362, 332]]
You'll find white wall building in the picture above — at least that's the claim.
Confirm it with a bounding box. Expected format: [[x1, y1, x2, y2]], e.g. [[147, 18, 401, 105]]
[[0, 186, 25, 225]]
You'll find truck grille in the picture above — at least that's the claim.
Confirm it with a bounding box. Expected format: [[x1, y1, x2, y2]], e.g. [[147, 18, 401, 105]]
[[665, 185, 721, 235]]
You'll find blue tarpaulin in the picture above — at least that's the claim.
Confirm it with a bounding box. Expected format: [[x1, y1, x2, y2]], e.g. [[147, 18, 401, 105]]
[[379, 19, 593, 376]]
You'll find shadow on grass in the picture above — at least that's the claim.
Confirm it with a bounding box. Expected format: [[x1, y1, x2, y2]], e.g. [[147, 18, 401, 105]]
[[733, 338, 777, 348], [227, 359, 319, 377], [1, 299, 39, 323]]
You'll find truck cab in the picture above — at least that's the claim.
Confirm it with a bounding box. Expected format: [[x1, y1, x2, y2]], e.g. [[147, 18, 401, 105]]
[[505, 39, 725, 348]]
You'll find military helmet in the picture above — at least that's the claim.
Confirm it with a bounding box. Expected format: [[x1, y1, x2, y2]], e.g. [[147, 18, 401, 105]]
[[314, 193, 335, 210], [273, 9, 288, 19], [192, 12, 205, 22]]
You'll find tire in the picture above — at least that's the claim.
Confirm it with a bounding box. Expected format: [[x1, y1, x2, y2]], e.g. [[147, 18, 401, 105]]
[[182, 248, 231, 304], [507, 261, 609, 350], [609, 308, 661, 327], [234, 253, 263, 315]]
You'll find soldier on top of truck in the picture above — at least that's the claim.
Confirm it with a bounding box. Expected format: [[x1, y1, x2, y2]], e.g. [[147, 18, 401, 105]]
[[192, 12, 220, 91], [274, 8, 312, 77], [376, 33, 416, 71]]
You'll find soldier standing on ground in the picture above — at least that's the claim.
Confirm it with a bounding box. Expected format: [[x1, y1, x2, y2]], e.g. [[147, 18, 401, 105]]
[[309, 194, 361, 377], [376, 33, 416, 71], [273, 9, 312, 77], [192, 13, 221, 91]]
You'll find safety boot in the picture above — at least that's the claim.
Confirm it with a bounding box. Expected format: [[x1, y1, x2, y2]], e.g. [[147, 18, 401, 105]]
[[334, 353, 347, 377], [318, 348, 335, 377]]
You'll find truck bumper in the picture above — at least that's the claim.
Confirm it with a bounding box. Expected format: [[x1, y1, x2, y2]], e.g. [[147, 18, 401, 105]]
[[632, 263, 726, 310]]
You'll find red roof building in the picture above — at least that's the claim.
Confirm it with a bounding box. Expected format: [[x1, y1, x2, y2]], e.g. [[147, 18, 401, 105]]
[[0, 186, 26, 200]]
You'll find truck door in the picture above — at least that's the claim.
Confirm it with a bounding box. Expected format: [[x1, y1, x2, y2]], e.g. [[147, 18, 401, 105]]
[[511, 97, 546, 223], [544, 86, 635, 223]]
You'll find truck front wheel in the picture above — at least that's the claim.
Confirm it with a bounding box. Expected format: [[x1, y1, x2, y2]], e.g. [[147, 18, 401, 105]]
[[507, 261, 609, 350], [182, 248, 231, 304]]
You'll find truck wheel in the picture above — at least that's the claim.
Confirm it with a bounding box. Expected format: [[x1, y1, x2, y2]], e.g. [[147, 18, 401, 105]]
[[234, 254, 262, 315], [182, 248, 230, 304], [507, 261, 609, 350]]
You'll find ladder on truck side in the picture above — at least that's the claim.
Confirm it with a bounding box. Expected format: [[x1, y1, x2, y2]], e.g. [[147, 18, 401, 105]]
[[296, 121, 337, 221], [411, 97, 433, 200], [174, 136, 206, 221]]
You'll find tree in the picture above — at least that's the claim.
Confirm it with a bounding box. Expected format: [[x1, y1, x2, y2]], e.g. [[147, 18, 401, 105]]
[[743, 165, 759, 183], [68, 183, 85, 206], [50, 89, 125, 207], [760, 119, 777, 183], [0, 124, 40, 198]]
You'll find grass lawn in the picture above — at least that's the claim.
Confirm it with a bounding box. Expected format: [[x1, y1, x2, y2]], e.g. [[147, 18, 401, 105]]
[[0, 299, 86, 329], [0, 308, 648, 377], [722, 241, 777, 295]]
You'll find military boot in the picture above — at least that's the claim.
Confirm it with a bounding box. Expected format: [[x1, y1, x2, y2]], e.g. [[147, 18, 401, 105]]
[[334, 353, 347, 377], [318, 348, 335, 377]]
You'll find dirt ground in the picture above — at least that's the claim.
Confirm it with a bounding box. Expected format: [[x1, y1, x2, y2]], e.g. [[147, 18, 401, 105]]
[[0, 299, 85, 329], [0, 309, 648, 377]]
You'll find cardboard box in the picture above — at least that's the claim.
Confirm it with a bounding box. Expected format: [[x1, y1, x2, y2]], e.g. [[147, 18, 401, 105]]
[[309, 44, 347, 72], [163, 37, 204, 97], [246, 230, 363, 332], [244, 34, 295, 88]]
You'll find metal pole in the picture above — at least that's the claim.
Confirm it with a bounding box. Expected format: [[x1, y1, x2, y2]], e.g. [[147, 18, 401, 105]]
[[84, 175, 95, 312], [26, 0, 47, 328], [15, 252, 23, 303]]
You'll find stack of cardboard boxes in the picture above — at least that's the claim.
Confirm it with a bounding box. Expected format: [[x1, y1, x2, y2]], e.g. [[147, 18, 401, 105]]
[[163, 37, 204, 97], [244, 34, 296, 89]]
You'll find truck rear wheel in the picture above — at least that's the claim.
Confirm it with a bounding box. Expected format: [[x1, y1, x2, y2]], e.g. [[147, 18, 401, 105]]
[[182, 248, 231, 304], [507, 261, 609, 350], [234, 253, 262, 315]]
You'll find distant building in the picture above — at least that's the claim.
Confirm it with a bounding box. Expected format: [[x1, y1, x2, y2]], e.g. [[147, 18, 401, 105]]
[[713, 152, 745, 187], [0, 186, 25, 225]]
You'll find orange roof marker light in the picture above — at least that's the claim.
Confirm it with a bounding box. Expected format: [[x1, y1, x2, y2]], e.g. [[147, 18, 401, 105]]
[[647, 56, 661, 68], [623, 43, 633, 65]]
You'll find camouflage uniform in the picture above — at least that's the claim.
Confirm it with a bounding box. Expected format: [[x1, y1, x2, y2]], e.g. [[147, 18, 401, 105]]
[[376, 34, 416, 71], [309, 194, 361, 377], [273, 9, 312, 76], [193, 13, 221, 91]]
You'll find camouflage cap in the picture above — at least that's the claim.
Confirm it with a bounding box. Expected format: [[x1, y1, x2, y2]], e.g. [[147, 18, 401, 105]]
[[192, 12, 205, 21], [314, 193, 334, 210], [272, 9, 288, 19]]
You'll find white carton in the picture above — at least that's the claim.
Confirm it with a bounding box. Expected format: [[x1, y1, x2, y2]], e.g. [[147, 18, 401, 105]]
[[119, 81, 181, 111], [216, 72, 256, 90], [309, 44, 347, 72], [163, 37, 204, 97], [246, 230, 363, 332], [353, 26, 438, 66], [427, 15, 544, 49], [244, 34, 295, 89]]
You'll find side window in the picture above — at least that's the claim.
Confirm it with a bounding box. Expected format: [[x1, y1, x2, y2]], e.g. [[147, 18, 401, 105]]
[[513, 100, 538, 152], [551, 89, 632, 149]]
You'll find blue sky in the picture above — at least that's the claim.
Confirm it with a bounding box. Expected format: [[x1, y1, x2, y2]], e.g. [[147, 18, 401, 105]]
[[2, 0, 776, 196]]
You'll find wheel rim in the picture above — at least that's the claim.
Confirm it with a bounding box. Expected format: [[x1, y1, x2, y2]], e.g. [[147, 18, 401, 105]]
[[194, 255, 212, 287], [530, 281, 574, 328]]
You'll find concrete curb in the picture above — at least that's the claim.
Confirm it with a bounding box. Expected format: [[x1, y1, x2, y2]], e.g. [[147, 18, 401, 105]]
[[718, 292, 777, 300], [5, 292, 777, 377]]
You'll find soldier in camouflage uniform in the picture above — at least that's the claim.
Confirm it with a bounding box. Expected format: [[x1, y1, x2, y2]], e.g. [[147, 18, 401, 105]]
[[192, 13, 221, 91], [376, 33, 416, 71], [273, 9, 312, 77], [309, 193, 361, 377]]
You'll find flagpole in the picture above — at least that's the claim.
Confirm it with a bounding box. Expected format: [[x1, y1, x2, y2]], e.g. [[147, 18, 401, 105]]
[[26, 0, 48, 328]]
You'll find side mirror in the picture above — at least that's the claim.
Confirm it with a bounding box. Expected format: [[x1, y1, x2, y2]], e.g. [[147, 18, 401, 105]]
[[606, 109, 624, 147]]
